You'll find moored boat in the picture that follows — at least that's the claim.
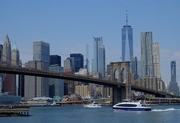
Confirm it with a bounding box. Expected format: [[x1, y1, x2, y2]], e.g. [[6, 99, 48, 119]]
[[113, 100, 151, 111], [84, 101, 101, 108]]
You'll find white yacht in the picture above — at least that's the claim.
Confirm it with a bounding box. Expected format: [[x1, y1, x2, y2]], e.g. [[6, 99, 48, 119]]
[[84, 101, 101, 108], [113, 100, 151, 111]]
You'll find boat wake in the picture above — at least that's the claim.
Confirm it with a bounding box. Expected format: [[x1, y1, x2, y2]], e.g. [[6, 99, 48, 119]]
[[152, 108, 177, 112]]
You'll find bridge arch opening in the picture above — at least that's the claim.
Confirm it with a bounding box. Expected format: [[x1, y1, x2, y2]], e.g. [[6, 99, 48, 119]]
[[114, 69, 119, 82], [121, 68, 126, 83]]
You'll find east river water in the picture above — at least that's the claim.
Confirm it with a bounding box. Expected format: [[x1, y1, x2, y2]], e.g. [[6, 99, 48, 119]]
[[1, 105, 180, 123]]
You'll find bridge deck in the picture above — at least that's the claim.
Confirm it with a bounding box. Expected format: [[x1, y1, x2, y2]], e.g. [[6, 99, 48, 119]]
[[0, 65, 171, 97]]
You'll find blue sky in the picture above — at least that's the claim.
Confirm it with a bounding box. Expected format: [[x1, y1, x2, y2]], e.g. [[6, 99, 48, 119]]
[[0, 0, 180, 86]]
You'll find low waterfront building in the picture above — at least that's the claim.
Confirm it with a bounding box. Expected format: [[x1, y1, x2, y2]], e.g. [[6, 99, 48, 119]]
[[146, 97, 180, 105], [21, 97, 53, 106], [58, 94, 83, 106], [75, 85, 92, 98], [0, 92, 21, 105]]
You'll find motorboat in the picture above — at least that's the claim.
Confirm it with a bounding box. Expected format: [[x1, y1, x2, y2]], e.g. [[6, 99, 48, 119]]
[[113, 100, 151, 111], [84, 101, 101, 108]]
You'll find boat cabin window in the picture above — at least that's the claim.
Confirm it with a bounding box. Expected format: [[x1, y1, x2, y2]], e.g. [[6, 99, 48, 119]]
[[116, 104, 137, 107]]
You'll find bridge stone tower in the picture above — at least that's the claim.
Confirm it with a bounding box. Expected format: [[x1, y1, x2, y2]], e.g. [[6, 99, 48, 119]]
[[110, 62, 131, 104]]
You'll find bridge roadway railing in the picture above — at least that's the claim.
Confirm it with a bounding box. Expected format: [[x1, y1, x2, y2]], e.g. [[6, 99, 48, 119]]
[[0, 65, 124, 87]]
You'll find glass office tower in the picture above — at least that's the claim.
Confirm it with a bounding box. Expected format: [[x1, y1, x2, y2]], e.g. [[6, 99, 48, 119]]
[[171, 61, 176, 83], [169, 61, 180, 95], [93, 36, 105, 78], [70, 53, 84, 72], [33, 41, 50, 65], [50, 55, 61, 66], [122, 11, 133, 62], [98, 45, 105, 78]]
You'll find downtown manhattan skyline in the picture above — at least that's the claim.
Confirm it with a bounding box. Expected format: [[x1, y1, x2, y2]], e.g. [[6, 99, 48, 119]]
[[0, 0, 180, 86]]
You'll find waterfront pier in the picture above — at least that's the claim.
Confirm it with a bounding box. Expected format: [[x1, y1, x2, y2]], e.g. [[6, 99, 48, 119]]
[[0, 105, 30, 117], [146, 98, 180, 105]]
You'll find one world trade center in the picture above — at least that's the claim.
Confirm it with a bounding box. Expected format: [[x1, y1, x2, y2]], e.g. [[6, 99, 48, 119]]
[[122, 10, 133, 62]]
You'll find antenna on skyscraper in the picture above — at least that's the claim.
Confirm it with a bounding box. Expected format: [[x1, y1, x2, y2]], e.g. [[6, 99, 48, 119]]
[[86, 44, 89, 74], [126, 9, 128, 25]]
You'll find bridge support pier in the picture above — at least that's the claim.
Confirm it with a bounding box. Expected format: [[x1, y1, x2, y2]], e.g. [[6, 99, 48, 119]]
[[113, 87, 126, 105], [110, 62, 131, 105]]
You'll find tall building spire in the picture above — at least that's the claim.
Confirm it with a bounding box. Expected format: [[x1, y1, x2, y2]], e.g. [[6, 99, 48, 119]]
[[11, 41, 20, 66], [2, 35, 11, 63], [12, 41, 18, 50], [5, 35, 9, 41], [126, 9, 128, 25]]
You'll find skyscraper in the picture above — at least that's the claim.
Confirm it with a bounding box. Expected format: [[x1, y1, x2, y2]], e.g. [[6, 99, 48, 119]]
[[50, 55, 61, 66], [93, 36, 105, 78], [25, 60, 49, 99], [85, 44, 89, 73], [122, 10, 133, 62], [49, 55, 64, 97], [2, 35, 11, 63], [64, 57, 74, 71], [70, 53, 84, 72], [141, 32, 154, 78], [98, 45, 105, 78], [0, 44, 3, 93], [171, 61, 176, 83], [131, 56, 139, 80], [0, 44, 3, 61], [153, 42, 161, 79], [11, 42, 20, 66], [64, 57, 75, 95], [169, 61, 180, 95], [49, 65, 64, 98], [2, 35, 17, 95], [25, 41, 50, 100], [33, 41, 50, 64], [11, 42, 23, 96]]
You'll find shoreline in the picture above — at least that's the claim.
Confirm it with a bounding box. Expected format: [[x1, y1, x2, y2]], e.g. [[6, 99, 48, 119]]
[[23, 102, 180, 107]]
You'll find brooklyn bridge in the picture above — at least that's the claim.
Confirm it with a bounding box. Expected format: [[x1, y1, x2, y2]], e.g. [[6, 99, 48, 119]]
[[0, 61, 174, 104]]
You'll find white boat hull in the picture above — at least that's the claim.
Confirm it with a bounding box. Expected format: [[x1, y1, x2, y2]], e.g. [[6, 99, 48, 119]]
[[113, 107, 151, 111], [84, 101, 101, 108], [84, 105, 101, 108], [113, 100, 151, 111]]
